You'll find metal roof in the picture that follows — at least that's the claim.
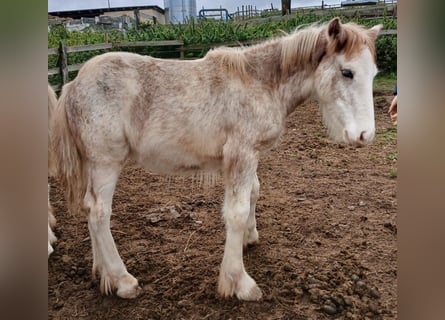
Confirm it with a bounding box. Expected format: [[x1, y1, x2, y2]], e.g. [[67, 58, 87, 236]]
[[49, 5, 164, 18]]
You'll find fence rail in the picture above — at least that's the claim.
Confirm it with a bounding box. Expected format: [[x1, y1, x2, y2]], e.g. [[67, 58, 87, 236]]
[[48, 40, 185, 91]]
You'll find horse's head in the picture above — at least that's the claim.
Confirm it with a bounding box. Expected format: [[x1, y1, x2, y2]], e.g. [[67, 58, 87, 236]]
[[314, 18, 382, 146]]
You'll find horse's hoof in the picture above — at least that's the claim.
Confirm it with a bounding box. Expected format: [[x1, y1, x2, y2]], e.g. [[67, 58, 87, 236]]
[[237, 285, 262, 301], [243, 228, 259, 248], [117, 285, 141, 299], [236, 274, 262, 301], [116, 274, 140, 299]]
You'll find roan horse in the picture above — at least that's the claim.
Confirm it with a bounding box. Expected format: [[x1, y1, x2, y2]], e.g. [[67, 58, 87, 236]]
[[51, 18, 382, 300]]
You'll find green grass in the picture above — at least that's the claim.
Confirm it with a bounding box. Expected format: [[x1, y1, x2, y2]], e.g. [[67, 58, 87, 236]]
[[374, 73, 397, 92], [389, 168, 397, 178], [376, 127, 397, 146], [386, 152, 397, 161]]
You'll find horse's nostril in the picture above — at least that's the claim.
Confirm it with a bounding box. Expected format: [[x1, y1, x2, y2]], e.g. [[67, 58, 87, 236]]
[[359, 131, 366, 142]]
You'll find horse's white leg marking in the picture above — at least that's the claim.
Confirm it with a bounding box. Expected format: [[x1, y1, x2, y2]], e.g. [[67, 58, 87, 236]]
[[48, 184, 56, 257], [48, 222, 56, 256], [243, 173, 259, 247], [85, 165, 140, 299], [218, 148, 262, 301]]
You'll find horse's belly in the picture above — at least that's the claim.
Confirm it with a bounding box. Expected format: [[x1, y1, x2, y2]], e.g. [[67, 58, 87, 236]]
[[133, 143, 223, 175]]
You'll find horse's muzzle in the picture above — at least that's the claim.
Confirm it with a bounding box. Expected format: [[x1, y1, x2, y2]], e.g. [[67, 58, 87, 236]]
[[344, 130, 375, 147]]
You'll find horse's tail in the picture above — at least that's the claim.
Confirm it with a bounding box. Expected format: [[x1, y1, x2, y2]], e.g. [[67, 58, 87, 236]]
[[48, 84, 58, 177], [50, 83, 87, 214]]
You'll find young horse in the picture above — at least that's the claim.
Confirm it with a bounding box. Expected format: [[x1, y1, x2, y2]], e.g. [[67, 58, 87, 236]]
[[48, 84, 58, 257], [51, 18, 381, 300]]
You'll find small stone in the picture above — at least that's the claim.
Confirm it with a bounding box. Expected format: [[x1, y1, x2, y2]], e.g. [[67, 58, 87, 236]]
[[359, 200, 366, 206], [331, 294, 345, 306], [61, 255, 72, 263], [348, 205, 355, 211], [321, 304, 337, 315], [344, 297, 353, 306], [325, 299, 336, 308], [351, 274, 359, 282], [368, 301, 379, 314], [321, 294, 330, 301], [369, 288, 381, 299]]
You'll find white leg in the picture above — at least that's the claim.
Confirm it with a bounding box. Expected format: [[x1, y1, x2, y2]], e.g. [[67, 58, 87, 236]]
[[85, 165, 140, 299], [48, 221, 56, 257], [218, 149, 262, 301], [243, 173, 259, 247], [48, 184, 56, 257]]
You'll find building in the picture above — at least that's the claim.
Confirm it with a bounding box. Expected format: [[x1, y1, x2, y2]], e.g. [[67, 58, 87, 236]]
[[49, 4, 166, 25], [340, 0, 378, 7], [164, 0, 197, 24]]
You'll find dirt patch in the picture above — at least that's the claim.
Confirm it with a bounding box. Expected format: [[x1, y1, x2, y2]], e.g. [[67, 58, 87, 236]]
[[48, 93, 397, 319]]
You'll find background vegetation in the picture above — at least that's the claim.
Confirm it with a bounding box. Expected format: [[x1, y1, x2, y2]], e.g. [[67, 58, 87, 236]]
[[48, 13, 397, 85]]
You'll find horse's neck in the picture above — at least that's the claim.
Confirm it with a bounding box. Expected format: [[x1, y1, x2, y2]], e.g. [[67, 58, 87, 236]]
[[245, 41, 315, 116], [279, 73, 314, 116]]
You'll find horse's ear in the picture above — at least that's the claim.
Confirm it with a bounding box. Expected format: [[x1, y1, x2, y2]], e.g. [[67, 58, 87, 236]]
[[327, 17, 346, 51], [367, 24, 383, 42], [327, 17, 342, 38]]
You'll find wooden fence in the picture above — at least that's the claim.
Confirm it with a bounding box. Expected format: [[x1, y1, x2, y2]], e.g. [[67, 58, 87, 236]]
[[48, 40, 185, 91], [48, 30, 396, 91]]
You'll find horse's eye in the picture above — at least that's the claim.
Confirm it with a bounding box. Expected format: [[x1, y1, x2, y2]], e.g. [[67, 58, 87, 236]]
[[341, 69, 354, 79]]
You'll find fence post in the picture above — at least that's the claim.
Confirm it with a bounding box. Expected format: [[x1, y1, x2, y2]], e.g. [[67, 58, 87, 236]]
[[59, 41, 69, 85], [180, 45, 185, 60]]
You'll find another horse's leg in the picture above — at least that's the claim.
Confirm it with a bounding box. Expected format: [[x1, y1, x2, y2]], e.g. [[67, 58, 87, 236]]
[[85, 163, 140, 299], [48, 184, 57, 257], [218, 146, 262, 301], [243, 173, 259, 247]]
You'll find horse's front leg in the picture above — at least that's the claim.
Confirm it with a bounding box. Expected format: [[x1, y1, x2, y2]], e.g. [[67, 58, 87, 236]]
[[85, 164, 141, 299], [244, 173, 259, 247], [218, 147, 262, 301]]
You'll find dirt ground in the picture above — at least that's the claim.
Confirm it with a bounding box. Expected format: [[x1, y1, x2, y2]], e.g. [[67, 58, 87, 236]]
[[48, 90, 397, 320]]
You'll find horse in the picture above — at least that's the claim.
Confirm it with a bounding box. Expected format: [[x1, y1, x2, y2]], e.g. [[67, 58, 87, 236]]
[[50, 17, 382, 300], [48, 84, 58, 257]]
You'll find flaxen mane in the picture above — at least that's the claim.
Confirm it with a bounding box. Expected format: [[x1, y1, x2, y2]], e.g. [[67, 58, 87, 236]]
[[205, 20, 378, 82], [206, 46, 250, 82]]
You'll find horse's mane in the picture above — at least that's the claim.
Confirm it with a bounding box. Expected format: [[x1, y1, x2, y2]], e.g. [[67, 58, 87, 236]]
[[205, 20, 377, 82], [280, 23, 325, 75], [206, 46, 250, 82]]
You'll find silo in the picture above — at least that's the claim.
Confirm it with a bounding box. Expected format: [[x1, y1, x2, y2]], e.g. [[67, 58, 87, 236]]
[[164, 0, 197, 24]]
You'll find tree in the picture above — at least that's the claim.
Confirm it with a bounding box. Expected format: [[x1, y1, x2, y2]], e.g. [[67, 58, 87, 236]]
[[281, 0, 291, 16]]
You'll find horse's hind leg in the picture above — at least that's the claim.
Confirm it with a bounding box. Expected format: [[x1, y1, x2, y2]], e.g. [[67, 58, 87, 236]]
[[48, 184, 57, 257], [218, 146, 262, 301], [243, 173, 259, 247], [85, 163, 140, 299]]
